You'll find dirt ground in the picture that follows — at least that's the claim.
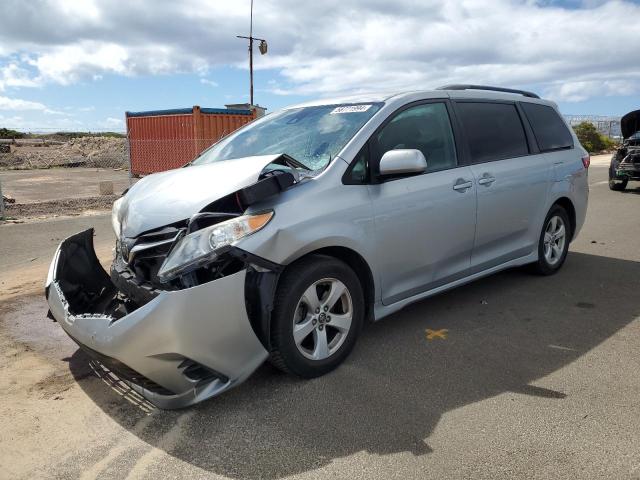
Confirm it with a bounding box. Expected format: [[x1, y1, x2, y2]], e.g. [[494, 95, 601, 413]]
[[1, 168, 130, 204], [1, 167, 132, 220], [1, 159, 639, 480]]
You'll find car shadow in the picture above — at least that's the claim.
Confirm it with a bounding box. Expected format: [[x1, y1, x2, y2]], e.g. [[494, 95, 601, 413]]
[[68, 251, 640, 479], [621, 184, 640, 195]]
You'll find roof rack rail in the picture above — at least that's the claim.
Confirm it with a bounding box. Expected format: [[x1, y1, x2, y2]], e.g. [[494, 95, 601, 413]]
[[437, 84, 540, 99]]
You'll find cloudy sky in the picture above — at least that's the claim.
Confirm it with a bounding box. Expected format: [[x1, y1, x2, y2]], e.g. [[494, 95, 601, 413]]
[[1, 0, 639, 131]]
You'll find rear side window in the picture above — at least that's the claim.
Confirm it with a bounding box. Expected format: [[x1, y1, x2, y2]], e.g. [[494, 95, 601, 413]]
[[521, 103, 574, 151], [456, 102, 529, 163]]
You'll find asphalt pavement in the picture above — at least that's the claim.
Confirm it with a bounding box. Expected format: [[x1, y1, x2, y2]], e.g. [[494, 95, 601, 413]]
[[0, 163, 639, 479]]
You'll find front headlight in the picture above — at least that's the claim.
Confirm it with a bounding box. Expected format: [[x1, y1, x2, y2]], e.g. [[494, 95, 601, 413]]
[[157, 211, 274, 282], [112, 196, 124, 238]]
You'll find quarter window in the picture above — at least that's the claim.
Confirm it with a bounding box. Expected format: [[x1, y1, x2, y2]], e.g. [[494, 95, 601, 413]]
[[521, 103, 574, 152], [456, 102, 529, 163], [372, 102, 457, 174], [345, 144, 369, 184]]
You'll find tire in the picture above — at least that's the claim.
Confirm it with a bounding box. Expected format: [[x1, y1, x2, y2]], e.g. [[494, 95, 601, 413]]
[[609, 164, 628, 191], [530, 205, 571, 275], [269, 255, 364, 378], [609, 178, 627, 191]]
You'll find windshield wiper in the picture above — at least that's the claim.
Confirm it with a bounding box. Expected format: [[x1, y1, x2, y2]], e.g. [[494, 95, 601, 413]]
[[281, 153, 313, 171]]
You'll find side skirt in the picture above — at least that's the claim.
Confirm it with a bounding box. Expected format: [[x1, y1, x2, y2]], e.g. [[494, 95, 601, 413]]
[[373, 251, 538, 321]]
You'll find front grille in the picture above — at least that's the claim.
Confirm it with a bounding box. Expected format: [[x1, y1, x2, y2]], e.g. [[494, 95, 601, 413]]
[[110, 257, 163, 307], [75, 340, 175, 396], [120, 227, 183, 285]]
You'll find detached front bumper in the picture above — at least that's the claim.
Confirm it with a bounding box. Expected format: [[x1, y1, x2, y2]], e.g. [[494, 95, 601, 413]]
[[45, 229, 268, 409]]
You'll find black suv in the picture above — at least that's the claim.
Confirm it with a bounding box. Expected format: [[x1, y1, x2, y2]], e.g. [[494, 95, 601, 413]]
[[609, 109, 640, 191]]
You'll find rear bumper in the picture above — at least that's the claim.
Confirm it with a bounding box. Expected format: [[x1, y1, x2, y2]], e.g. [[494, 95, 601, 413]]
[[45, 229, 268, 409]]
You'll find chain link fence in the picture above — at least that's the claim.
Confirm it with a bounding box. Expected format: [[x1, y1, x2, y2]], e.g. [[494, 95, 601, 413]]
[[128, 138, 221, 176], [0, 136, 225, 173], [564, 115, 621, 139], [0, 136, 128, 170]]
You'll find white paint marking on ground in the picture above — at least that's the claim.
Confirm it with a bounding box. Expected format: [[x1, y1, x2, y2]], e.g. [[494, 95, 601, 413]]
[[124, 411, 196, 479], [548, 344, 578, 352], [80, 414, 156, 480]]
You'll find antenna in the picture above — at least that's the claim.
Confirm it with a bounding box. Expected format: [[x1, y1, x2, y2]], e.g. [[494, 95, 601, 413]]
[[236, 0, 268, 106]]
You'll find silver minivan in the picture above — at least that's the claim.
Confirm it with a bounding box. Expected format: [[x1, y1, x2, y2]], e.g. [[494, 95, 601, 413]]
[[45, 85, 589, 408]]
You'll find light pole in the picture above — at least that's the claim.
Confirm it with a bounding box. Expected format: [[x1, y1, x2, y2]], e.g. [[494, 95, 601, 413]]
[[237, 0, 267, 106]]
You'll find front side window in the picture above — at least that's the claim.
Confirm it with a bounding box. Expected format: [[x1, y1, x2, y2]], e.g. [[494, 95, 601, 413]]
[[521, 103, 573, 152], [456, 102, 529, 163], [371, 102, 458, 173], [192, 103, 382, 172]]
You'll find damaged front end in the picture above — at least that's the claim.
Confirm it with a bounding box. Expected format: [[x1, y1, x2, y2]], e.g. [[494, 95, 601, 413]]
[[612, 146, 640, 181], [45, 156, 298, 408], [613, 109, 640, 182], [45, 229, 280, 408]]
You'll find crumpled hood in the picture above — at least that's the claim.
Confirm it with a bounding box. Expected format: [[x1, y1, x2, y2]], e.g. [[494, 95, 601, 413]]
[[119, 155, 282, 238]]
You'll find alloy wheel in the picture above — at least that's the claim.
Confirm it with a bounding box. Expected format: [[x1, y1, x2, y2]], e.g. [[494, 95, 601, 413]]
[[543, 215, 566, 266], [292, 278, 353, 360]]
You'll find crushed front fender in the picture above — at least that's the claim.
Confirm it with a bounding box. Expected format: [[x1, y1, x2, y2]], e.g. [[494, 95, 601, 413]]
[[45, 229, 269, 409]]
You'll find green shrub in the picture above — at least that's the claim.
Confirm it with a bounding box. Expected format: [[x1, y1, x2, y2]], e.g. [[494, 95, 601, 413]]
[[573, 121, 617, 153], [0, 128, 24, 139]]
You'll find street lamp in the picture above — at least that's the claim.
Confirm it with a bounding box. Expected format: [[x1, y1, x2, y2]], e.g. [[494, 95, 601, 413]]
[[236, 0, 268, 106]]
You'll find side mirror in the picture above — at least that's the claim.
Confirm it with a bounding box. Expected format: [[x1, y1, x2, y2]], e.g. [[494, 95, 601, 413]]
[[379, 149, 427, 176]]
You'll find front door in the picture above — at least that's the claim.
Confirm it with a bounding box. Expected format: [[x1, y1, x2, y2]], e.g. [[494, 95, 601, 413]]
[[367, 101, 477, 305]]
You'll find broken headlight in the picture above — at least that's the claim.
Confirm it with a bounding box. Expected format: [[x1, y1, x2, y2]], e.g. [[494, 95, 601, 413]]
[[157, 211, 274, 282]]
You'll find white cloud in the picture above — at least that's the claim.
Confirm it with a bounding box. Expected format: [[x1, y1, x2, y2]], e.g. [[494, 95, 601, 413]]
[[0, 0, 639, 103], [545, 79, 640, 102], [0, 63, 41, 91], [0, 113, 84, 131], [27, 42, 130, 85], [104, 117, 124, 127], [200, 78, 219, 87], [0, 95, 48, 111]]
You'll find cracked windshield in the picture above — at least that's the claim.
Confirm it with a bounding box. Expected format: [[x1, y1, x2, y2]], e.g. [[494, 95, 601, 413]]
[[192, 103, 381, 171]]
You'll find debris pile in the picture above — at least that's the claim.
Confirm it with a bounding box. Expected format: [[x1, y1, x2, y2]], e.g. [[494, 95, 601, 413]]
[[0, 137, 127, 169]]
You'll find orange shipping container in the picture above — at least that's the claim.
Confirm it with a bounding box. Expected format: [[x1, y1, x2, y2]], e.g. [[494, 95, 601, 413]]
[[126, 105, 257, 175]]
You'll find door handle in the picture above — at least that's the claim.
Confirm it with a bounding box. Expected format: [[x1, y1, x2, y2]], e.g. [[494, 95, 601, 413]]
[[478, 175, 495, 186], [453, 179, 473, 192]]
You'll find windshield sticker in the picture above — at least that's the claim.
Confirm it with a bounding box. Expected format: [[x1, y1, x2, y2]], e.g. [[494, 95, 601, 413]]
[[330, 105, 372, 114]]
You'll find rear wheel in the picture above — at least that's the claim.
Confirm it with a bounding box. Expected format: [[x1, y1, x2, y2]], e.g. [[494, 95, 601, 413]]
[[530, 205, 571, 275], [269, 255, 364, 378]]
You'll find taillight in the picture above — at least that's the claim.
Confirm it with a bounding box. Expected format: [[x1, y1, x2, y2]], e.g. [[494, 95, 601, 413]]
[[582, 154, 590, 169]]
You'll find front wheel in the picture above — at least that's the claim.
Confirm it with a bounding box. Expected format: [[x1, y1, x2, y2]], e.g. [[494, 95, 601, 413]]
[[530, 205, 571, 275], [609, 164, 628, 191], [609, 178, 628, 191], [269, 255, 364, 378]]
